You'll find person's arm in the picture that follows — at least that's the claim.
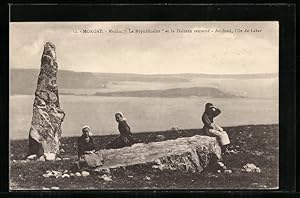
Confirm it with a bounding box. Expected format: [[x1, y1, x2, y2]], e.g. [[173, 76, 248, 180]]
[[89, 137, 96, 152], [211, 107, 222, 131], [214, 124, 223, 131], [211, 107, 221, 117], [202, 114, 213, 129], [77, 138, 83, 157]]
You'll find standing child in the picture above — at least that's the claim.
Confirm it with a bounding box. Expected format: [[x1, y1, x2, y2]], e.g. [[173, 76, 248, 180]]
[[201, 103, 231, 154]]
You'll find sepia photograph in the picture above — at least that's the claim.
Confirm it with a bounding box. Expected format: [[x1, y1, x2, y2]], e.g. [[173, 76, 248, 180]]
[[9, 21, 279, 190]]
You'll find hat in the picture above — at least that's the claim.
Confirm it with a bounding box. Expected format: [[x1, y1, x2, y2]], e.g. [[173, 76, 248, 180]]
[[115, 112, 124, 117], [205, 103, 214, 108], [81, 125, 93, 135]]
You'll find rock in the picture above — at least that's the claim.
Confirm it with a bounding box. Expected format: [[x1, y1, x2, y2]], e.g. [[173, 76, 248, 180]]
[[207, 173, 218, 178], [81, 171, 90, 177], [44, 153, 56, 161], [102, 168, 111, 174], [152, 165, 159, 169], [63, 170, 68, 174], [128, 175, 133, 178], [42, 174, 50, 178], [42, 187, 50, 190], [27, 154, 37, 160], [145, 176, 151, 180], [224, 147, 240, 155], [63, 158, 70, 160], [55, 173, 62, 178], [94, 135, 221, 173], [48, 173, 56, 178], [246, 164, 256, 169], [75, 172, 81, 177], [156, 135, 166, 141], [82, 153, 104, 168], [37, 156, 45, 161], [62, 174, 70, 178], [70, 173, 75, 177], [12, 160, 16, 163], [100, 174, 112, 181], [28, 42, 65, 157], [50, 170, 62, 178], [242, 163, 261, 173], [60, 149, 65, 153], [255, 168, 261, 173], [224, 170, 232, 174], [50, 187, 60, 190], [217, 162, 225, 167]]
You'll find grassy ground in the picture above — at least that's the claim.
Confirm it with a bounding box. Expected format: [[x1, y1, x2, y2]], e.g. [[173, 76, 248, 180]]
[[10, 124, 278, 190]]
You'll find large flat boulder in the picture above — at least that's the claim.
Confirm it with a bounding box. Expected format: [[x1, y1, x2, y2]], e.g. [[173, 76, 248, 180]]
[[94, 135, 221, 173]]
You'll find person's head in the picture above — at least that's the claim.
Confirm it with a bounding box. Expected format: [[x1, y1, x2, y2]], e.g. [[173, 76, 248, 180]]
[[115, 112, 124, 122], [81, 126, 91, 137], [205, 103, 215, 112], [205, 103, 220, 116], [205, 103, 213, 110]]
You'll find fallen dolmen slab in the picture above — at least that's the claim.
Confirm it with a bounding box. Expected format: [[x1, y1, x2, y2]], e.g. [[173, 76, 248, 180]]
[[93, 135, 221, 173]]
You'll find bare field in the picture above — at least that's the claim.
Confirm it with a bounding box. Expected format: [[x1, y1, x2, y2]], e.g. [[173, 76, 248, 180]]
[[10, 124, 279, 190]]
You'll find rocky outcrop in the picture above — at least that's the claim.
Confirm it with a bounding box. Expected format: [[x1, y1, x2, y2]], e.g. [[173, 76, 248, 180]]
[[94, 135, 221, 173], [28, 42, 65, 159]]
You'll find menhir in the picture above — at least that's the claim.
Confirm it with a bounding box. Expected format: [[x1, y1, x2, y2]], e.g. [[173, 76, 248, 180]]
[[28, 42, 65, 160]]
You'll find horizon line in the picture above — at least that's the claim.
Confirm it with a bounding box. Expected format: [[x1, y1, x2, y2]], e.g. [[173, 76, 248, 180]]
[[10, 68, 278, 76]]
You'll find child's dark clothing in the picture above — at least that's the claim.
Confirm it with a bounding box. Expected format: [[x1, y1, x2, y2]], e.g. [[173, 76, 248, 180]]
[[77, 135, 95, 157], [201, 106, 230, 146], [107, 120, 135, 149]]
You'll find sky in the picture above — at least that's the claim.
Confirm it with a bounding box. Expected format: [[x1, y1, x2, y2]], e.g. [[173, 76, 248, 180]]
[[10, 21, 278, 75]]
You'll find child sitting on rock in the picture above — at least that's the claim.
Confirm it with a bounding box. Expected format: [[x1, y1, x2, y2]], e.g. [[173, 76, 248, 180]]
[[201, 103, 231, 155], [77, 126, 95, 157], [106, 112, 136, 149], [76, 126, 103, 169]]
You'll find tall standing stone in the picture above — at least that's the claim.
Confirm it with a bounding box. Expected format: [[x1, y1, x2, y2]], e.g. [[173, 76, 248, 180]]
[[28, 42, 65, 159]]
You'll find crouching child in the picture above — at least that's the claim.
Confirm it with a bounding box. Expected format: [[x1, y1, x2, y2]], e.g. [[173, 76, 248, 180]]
[[76, 126, 103, 169]]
